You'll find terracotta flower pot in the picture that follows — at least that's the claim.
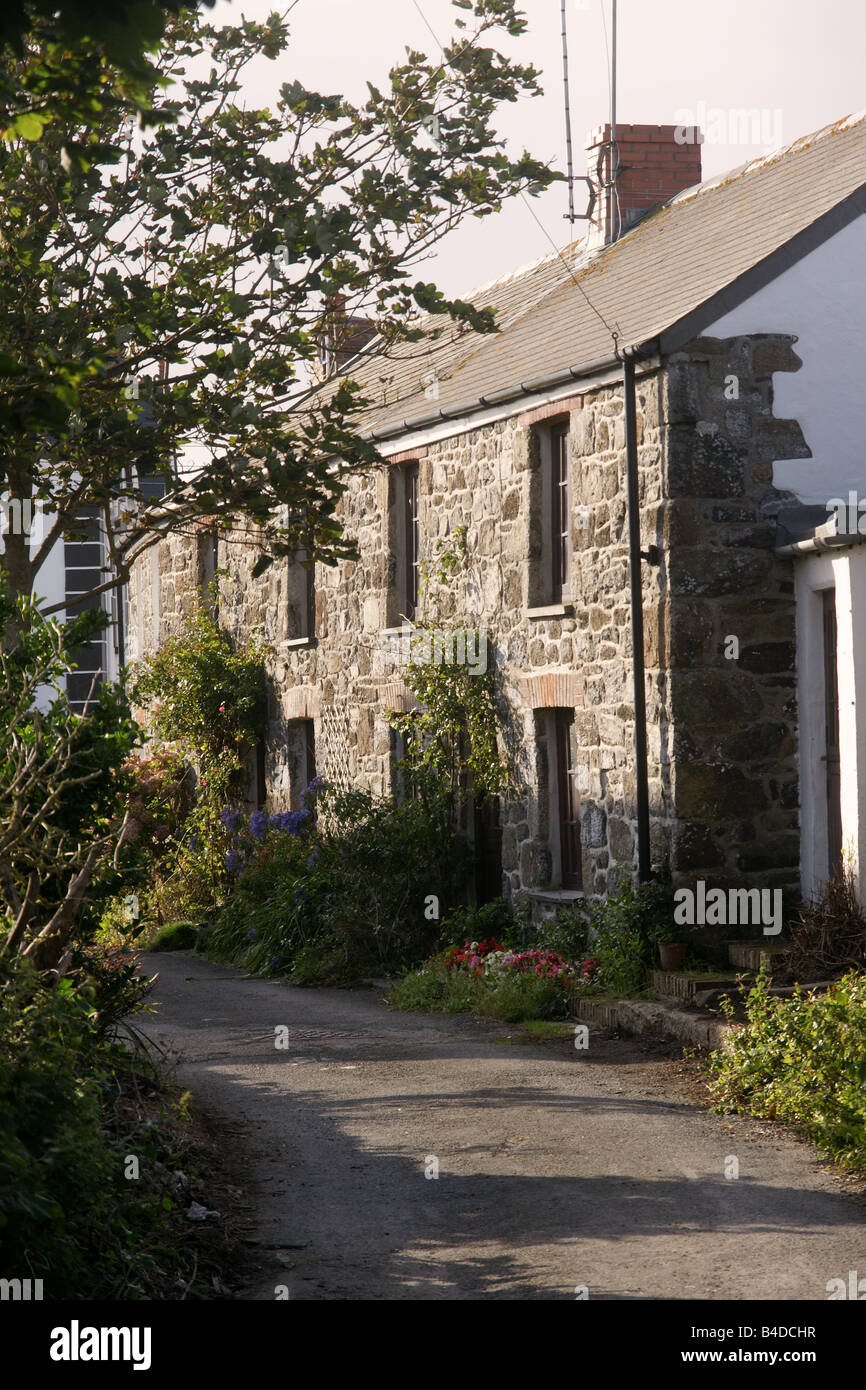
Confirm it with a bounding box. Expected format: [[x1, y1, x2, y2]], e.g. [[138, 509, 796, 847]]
[[658, 941, 687, 971]]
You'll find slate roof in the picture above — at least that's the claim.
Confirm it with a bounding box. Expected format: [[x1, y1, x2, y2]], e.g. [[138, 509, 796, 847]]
[[317, 111, 866, 442]]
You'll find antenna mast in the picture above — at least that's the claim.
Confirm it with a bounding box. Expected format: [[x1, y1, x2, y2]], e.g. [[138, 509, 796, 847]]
[[609, 0, 619, 240], [560, 0, 576, 223], [610, 0, 617, 141]]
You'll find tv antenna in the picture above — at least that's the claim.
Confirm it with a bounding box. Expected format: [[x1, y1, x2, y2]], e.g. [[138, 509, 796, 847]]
[[559, 0, 593, 223]]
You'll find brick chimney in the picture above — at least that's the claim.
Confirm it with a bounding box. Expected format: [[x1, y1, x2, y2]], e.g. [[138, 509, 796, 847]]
[[314, 294, 377, 380], [585, 123, 702, 249]]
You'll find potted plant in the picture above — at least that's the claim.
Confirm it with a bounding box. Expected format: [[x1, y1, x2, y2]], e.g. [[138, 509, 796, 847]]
[[651, 918, 688, 972]]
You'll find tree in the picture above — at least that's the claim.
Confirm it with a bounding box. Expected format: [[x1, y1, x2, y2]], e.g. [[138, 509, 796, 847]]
[[0, 576, 140, 972], [0, 2, 559, 621], [0, 1, 210, 142]]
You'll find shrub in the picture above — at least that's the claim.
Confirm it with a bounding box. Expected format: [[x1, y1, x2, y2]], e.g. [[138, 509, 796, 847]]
[[587, 879, 675, 995], [708, 969, 866, 1170], [70, 937, 154, 1034], [149, 922, 199, 952], [130, 601, 271, 918], [525, 903, 590, 960], [438, 899, 515, 949], [204, 787, 471, 983], [474, 970, 577, 1023], [0, 957, 231, 1297], [0, 962, 113, 1293], [387, 959, 480, 1014], [782, 867, 866, 983], [131, 602, 267, 763], [0, 577, 141, 970]]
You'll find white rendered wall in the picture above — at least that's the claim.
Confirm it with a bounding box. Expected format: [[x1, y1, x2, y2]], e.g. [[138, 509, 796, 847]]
[[833, 547, 866, 898], [706, 215, 866, 504]]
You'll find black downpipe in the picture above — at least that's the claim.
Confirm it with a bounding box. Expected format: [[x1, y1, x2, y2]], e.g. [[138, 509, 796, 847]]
[[623, 355, 652, 882]]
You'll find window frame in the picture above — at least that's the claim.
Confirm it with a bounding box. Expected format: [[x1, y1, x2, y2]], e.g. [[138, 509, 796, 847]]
[[550, 421, 572, 604], [403, 460, 420, 621]]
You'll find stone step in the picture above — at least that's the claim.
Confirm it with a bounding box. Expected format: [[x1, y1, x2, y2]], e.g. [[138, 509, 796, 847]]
[[651, 969, 746, 1006], [572, 993, 735, 1050], [726, 939, 790, 972], [571, 996, 621, 1030]]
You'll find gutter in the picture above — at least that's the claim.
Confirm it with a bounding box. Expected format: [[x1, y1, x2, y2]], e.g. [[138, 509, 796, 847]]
[[363, 350, 657, 443], [775, 518, 866, 557]]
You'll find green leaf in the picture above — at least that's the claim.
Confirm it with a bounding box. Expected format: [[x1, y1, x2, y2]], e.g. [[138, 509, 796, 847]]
[[5, 111, 47, 141]]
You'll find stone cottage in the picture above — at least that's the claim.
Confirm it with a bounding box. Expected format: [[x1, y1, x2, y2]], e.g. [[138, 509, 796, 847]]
[[126, 113, 866, 911]]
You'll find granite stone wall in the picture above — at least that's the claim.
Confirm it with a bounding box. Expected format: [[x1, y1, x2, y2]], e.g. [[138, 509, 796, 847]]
[[128, 332, 804, 903]]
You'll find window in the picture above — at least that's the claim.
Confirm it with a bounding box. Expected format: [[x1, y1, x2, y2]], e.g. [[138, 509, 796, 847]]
[[64, 507, 106, 711], [550, 423, 571, 602], [286, 550, 316, 641], [403, 462, 420, 620], [255, 740, 267, 810], [530, 418, 572, 606], [137, 471, 168, 500], [554, 709, 582, 888], [386, 461, 421, 626], [197, 527, 219, 618], [287, 719, 316, 811], [301, 550, 316, 641], [389, 726, 410, 803]]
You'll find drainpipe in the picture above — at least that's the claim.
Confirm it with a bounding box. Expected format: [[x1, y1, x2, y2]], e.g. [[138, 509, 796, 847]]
[[622, 352, 655, 882]]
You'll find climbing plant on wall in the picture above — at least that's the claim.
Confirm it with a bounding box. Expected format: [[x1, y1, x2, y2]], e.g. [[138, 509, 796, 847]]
[[130, 595, 270, 915]]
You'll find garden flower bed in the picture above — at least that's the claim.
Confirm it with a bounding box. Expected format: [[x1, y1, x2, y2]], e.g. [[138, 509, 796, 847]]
[[388, 938, 599, 1022]]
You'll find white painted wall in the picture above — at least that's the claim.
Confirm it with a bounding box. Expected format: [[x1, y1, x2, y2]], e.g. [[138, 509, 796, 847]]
[[1, 500, 122, 703], [833, 546, 866, 898], [706, 215, 866, 504]]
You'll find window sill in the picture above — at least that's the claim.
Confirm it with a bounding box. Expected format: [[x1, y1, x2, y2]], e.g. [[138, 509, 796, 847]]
[[526, 603, 573, 619], [525, 888, 585, 904], [281, 637, 316, 649]]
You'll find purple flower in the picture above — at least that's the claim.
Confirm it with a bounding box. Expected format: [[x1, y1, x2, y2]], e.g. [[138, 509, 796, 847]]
[[225, 849, 245, 873], [220, 807, 242, 834], [269, 809, 309, 835], [250, 810, 269, 841], [247, 928, 257, 941], [299, 777, 324, 808]]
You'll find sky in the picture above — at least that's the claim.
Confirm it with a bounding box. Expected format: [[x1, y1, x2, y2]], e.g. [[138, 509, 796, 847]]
[[207, 0, 864, 297]]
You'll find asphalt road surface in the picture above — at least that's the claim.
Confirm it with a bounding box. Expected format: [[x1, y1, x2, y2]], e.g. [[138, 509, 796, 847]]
[[139, 952, 865, 1301]]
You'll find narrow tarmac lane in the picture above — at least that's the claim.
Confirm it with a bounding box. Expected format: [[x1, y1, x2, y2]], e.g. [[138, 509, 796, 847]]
[[139, 952, 865, 1301]]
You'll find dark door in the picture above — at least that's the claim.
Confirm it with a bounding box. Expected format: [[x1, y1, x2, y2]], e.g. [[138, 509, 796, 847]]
[[822, 588, 843, 879], [473, 795, 502, 904], [555, 708, 582, 888]]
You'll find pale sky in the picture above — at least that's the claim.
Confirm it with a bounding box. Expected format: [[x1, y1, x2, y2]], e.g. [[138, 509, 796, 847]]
[[208, 0, 863, 297]]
